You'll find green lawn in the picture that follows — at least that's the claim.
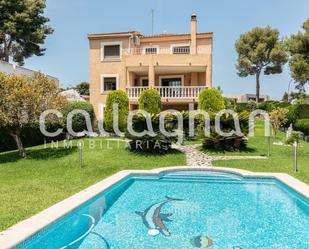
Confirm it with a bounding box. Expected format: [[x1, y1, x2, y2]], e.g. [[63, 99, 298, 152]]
[[208, 121, 309, 184], [1, 122, 308, 232], [0, 138, 185, 231]]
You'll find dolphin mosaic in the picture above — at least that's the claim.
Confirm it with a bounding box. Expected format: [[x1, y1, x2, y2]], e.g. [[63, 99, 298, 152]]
[[135, 196, 183, 236]]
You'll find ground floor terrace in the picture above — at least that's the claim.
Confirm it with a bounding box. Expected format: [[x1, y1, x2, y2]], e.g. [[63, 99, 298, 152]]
[[91, 64, 212, 117], [125, 65, 210, 110]]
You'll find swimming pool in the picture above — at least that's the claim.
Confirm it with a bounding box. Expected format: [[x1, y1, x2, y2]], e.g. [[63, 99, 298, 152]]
[[16, 170, 309, 249]]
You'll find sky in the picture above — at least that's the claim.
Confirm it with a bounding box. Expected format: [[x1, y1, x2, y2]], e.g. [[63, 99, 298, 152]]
[[25, 0, 309, 100]]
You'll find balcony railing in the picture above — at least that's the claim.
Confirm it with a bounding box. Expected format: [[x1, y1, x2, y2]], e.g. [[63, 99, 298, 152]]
[[122, 47, 208, 55], [126, 86, 207, 99], [126, 86, 149, 99]]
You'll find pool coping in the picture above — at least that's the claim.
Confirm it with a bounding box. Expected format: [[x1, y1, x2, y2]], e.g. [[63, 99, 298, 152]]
[[1, 166, 308, 248]]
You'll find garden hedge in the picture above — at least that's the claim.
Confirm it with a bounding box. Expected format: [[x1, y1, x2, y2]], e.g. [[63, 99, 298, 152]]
[[125, 113, 177, 153], [62, 101, 94, 133], [0, 122, 65, 152], [294, 119, 309, 135], [235, 103, 250, 112], [295, 104, 309, 119], [257, 101, 290, 112], [0, 101, 94, 152], [285, 103, 309, 126]]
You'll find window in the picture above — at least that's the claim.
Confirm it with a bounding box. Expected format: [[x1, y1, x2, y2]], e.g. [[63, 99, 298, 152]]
[[161, 78, 182, 87], [144, 46, 159, 54], [140, 77, 149, 86], [104, 45, 120, 58], [173, 46, 190, 54], [159, 75, 184, 98], [159, 75, 184, 87], [101, 74, 118, 93], [101, 42, 122, 61], [171, 44, 191, 54], [141, 79, 149, 86], [103, 77, 117, 91]]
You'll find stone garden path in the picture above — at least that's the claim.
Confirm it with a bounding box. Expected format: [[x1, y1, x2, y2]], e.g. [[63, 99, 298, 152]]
[[173, 144, 267, 167]]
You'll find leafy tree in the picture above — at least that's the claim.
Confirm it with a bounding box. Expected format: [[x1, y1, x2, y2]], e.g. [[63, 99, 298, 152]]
[[74, 82, 89, 96], [235, 27, 288, 102], [282, 91, 309, 102], [282, 92, 289, 102], [0, 0, 53, 65], [198, 88, 225, 112], [269, 107, 289, 138], [138, 89, 162, 114], [286, 19, 309, 93], [224, 97, 236, 110], [104, 90, 129, 132], [0, 73, 64, 157]]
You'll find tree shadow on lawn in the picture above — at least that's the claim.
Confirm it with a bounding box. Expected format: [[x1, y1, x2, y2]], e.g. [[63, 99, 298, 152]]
[[200, 146, 262, 155], [0, 146, 77, 164]]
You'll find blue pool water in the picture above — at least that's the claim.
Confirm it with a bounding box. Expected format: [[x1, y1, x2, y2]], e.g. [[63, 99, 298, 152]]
[[17, 170, 309, 249]]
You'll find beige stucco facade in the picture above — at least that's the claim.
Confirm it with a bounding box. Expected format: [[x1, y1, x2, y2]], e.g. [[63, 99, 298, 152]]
[[88, 14, 213, 119]]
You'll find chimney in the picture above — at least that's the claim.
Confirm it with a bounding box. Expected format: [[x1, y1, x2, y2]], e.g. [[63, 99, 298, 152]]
[[191, 13, 197, 54]]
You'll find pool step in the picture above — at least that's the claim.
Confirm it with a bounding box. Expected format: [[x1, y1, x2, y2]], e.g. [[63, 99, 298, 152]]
[[160, 175, 243, 183]]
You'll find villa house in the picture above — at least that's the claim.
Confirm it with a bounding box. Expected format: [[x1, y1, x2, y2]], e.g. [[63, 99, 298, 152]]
[[88, 14, 213, 119], [0, 60, 59, 84], [225, 93, 271, 103]]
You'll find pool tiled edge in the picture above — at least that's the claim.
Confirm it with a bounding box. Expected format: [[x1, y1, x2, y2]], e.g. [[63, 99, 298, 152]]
[[0, 166, 308, 249]]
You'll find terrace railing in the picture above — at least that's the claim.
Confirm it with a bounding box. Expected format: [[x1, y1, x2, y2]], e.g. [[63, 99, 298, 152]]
[[126, 86, 149, 99], [122, 47, 209, 55], [126, 86, 207, 99]]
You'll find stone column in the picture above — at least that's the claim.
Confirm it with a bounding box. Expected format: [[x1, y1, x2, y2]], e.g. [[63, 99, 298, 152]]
[[148, 64, 155, 88], [190, 72, 198, 86], [206, 64, 212, 88]]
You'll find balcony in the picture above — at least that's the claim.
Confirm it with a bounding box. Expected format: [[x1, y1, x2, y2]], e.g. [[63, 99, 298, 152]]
[[126, 86, 207, 99], [122, 47, 209, 55]]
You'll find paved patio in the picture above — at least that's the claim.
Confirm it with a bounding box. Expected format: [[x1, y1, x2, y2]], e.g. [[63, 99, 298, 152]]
[[173, 144, 267, 167]]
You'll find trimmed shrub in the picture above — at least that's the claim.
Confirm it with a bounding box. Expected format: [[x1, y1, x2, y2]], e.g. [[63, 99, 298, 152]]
[[198, 88, 225, 112], [294, 119, 309, 135], [138, 89, 162, 114], [62, 101, 94, 133], [104, 90, 129, 132], [126, 113, 177, 153]]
